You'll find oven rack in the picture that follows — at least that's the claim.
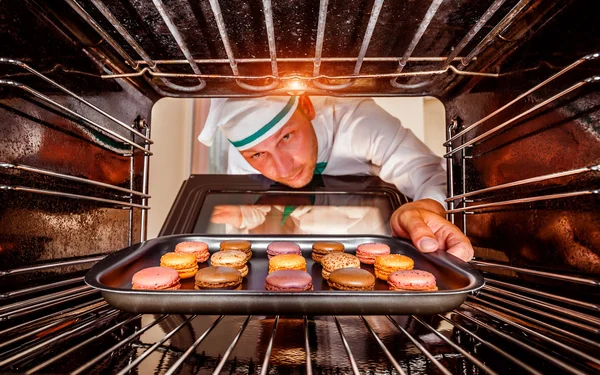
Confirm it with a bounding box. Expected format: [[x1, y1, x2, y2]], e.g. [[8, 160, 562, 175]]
[[1, 259, 599, 374], [58, 0, 544, 96], [0, 58, 153, 243]]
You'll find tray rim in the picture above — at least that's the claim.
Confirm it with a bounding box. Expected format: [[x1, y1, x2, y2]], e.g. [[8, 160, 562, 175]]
[[85, 234, 485, 298]]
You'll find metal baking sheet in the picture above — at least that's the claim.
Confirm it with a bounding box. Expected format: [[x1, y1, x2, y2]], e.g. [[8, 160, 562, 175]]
[[85, 235, 484, 315]]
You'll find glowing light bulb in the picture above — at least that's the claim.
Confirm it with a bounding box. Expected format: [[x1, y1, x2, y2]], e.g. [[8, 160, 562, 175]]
[[287, 79, 306, 91]]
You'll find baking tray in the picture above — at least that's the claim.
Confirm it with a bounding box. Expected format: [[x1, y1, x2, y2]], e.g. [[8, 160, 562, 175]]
[[85, 235, 484, 315]]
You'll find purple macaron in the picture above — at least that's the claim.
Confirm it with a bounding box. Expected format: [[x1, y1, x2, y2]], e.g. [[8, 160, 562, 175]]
[[264, 270, 313, 291], [266, 241, 302, 259]]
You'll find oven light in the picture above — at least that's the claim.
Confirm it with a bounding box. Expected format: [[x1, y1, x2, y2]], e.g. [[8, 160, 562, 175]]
[[287, 79, 306, 94]]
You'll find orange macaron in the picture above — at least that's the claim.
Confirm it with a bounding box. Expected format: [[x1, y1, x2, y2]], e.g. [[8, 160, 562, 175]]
[[374, 254, 414, 281], [268, 254, 306, 273], [160, 252, 199, 279]]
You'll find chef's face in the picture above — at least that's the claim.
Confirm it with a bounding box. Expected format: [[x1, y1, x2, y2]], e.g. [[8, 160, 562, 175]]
[[241, 96, 318, 188]]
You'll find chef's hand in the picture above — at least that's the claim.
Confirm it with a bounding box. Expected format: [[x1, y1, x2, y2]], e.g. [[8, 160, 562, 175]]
[[390, 199, 474, 262], [210, 205, 243, 227]]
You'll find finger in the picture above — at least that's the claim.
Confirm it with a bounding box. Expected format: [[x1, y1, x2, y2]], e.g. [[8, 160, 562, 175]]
[[397, 210, 439, 253], [442, 227, 474, 262]]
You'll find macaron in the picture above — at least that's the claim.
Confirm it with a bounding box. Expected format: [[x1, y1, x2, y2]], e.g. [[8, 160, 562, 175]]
[[320, 253, 360, 280], [175, 241, 210, 263], [131, 267, 181, 290], [311, 242, 344, 263], [265, 270, 313, 291], [327, 268, 375, 291], [220, 240, 252, 261], [388, 270, 438, 291], [160, 252, 199, 279], [374, 254, 414, 281], [268, 254, 306, 273], [267, 241, 302, 259], [194, 266, 242, 290], [356, 243, 390, 264], [210, 250, 249, 277]]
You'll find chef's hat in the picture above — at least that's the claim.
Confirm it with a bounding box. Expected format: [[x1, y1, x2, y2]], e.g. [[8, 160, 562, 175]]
[[199, 96, 299, 150]]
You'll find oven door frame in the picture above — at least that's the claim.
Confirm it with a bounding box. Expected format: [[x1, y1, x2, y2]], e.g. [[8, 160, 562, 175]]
[[159, 174, 407, 235]]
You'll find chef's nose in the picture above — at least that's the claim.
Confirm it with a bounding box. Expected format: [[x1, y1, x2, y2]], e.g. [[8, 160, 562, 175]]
[[271, 150, 294, 178]]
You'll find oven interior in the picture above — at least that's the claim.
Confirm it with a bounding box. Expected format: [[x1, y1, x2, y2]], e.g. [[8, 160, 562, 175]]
[[0, 0, 599, 374]]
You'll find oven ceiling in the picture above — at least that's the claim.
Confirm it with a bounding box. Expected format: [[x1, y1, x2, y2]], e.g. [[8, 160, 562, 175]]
[[2, 0, 592, 98]]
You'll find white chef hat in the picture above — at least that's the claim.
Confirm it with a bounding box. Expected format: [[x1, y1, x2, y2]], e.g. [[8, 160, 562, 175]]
[[198, 96, 299, 150]]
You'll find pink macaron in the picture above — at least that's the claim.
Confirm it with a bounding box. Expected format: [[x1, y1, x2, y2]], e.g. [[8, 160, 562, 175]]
[[387, 270, 438, 291], [175, 241, 210, 263], [132, 267, 181, 290], [356, 243, 391, 264], [267, 241, 302, 259]]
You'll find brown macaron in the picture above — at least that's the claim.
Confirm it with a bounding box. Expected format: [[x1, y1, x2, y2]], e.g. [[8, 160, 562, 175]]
[[268, 254, 307, 273], [220, 240, 252, 261], [210, 250, 249, 277], [194, 266, 242, 290], [327, 268, 375, 291], [320, 253, 360, 280], [374, 254, 414, 281], [311, 242, 344, 264]]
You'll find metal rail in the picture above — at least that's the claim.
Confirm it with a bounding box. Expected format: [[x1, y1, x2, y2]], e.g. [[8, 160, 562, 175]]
[[411, 315, 498, 375], [484, 278, 600, 312], [140, 56, 470, 65], [445, 76, 599, 156], [116, 315, 197, 375], [445, 53, 598, 145], [259, 315, 280, 375], [71, 314, 170, 375], [465, 302, 600, 370], [0, 79, 150, 155], [313, 0, 329, 77], [446, 164, 600, 201], [26, 313, 142, 374], [0, 57, 151, 143], [0, 162, 150, 197], [390, 0, 443, 87], [386, 316, 452, 375], [333, 317, 360, 375], [0, 255, 104, 277], [212, 315, 252, 375], [439, 314, 542, 375], [453, 309, 587, 375], [446, 189, 599, 214], [0, 285, 91, 315], [207, 0, 278, 91], [304, 316, 313, 375], [472, 260, 600, 286], [360, 316, 406, 375], [313, 0, 384, 91], [88, 0, 205, 92], [0, 288, 99, 321], [0, 185, 150, 209], [0, 276, 84, 299], [163, 315, 224, 375]]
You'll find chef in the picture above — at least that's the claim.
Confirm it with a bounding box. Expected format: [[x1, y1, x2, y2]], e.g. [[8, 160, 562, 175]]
[[199, 95, 473, 262]]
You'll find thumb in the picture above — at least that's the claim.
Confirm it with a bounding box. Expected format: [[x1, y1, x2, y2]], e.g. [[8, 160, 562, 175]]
[[397, 209, 439, 253]]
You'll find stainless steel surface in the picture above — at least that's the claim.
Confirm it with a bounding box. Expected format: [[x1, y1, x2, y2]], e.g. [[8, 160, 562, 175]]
[[0, 185, 151, 209], [446, 190, 599, 214], [0, 162, 149, 197], [0, 79, 150, 155], [0, 58, 152, 143], [446, 164, 600, 202], [445, 76, 599, 156], [444, 53, 598, 146]]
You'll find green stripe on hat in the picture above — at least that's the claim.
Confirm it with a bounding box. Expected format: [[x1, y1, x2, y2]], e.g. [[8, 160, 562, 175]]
[[230, 96, 297, 149]]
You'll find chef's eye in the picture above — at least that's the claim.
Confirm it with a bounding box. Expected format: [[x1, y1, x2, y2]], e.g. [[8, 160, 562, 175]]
[[282, 133, 292, 141], [251, 152, 263, 159]]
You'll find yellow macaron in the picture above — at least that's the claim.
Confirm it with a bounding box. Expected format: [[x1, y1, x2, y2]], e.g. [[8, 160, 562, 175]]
[[374, 254, 414, 281], [160, 252, 199, 279], [268, 254, 306, 273]]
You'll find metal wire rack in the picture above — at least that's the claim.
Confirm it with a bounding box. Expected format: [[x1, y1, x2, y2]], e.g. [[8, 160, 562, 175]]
[[0, 258, 599, 374], [55, 0, 548, 96]]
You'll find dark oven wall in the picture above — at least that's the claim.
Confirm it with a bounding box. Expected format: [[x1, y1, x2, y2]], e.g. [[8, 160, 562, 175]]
[[443, 0, 600, 276], [0, 1, 155, 285]]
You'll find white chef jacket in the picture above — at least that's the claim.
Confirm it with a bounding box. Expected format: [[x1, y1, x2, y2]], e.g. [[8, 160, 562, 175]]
[[227, 97, 447, 205]]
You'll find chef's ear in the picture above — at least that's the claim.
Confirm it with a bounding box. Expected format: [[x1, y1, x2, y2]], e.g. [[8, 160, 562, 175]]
[[298, 95, 315, 121]]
